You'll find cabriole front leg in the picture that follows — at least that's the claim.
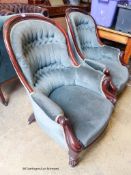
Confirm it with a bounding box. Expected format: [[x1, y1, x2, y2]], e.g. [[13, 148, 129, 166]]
[[56, 116, 84, 167]]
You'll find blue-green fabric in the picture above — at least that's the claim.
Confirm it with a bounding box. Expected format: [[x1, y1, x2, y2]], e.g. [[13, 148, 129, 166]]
[[0, 15, 16, 83], [50, 85, 113, 146], [9, 18, 113, 147], [67, 11, 129, 92], [0, 13, 44, 84]]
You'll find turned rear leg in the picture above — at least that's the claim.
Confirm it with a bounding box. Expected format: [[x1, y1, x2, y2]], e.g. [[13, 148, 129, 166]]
[[28, 113, 36, 124], [0, 87, 8, 106]]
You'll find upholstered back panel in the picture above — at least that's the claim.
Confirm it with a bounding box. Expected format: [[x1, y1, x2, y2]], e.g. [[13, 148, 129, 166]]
[[10, 19, 74, 94], [0, 14, 16, 83], [0, 3, 48, 16], [69, 12, 100, 52]]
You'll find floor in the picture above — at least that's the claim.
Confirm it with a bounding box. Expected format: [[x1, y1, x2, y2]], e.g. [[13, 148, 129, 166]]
[[0, 79, 131, 175]]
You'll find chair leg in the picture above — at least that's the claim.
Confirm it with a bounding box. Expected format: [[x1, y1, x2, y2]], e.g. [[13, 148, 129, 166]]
[[28, 113, 36, 124], [68, 149, 80, 167], [0, 86, 8, 106]]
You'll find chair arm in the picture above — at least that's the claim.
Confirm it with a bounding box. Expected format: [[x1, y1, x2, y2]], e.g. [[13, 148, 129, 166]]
[[56, 116, 84, 152], [31, 91, 84, 153], [76, 65, 117, 104], [84, 59, 110, 75], [76, 65, 104, 94], [100, 45, 123, 63], [31, 90, 64, 121]]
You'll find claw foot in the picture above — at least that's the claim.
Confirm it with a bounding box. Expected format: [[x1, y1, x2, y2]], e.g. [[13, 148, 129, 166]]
[[69, 157, 79, 167]]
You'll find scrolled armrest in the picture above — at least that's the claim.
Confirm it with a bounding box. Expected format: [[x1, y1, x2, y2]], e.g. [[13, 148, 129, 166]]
[[31, 91, 84, 152], [101, 75, 117, 104], [84, 59, 109, 75], [56, 116, 84, 152]]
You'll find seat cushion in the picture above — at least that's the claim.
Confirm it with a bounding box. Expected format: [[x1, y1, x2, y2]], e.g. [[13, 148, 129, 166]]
[[49, 85, 113, 147]]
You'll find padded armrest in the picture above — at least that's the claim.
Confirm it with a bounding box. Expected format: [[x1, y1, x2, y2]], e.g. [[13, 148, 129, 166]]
[[76, 65, 104, 95], [99, 45, 121, 63], [76, 65, 117, 103], [31, 90, 64, 121], [84, 59, 107, 73]]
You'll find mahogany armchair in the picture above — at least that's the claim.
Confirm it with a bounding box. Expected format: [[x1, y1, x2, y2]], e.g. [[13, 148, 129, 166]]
[[0, 3, 48, 106], [66, 8, 129, 93], [4, 14, 116, 166]]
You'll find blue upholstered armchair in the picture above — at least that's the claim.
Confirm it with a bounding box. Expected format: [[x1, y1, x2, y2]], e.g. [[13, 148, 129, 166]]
[[66, 8, 129, 93], [4, 14, 116, 167], [0, 3, 48, 105]]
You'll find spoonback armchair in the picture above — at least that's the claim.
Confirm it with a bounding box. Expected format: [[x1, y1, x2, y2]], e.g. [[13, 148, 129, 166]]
[[0, 3, 48, 105], [65, 8, 129, 93], [4, 14, 116, 167]]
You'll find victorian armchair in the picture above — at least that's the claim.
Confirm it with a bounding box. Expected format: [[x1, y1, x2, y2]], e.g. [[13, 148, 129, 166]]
[[4, 14, 116, 167], [65, 8, 129, 93], [0, 3, 48, 105]]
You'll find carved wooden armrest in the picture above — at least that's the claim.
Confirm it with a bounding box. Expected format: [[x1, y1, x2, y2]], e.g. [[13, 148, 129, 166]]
[[56, 116, 84, 152], [102, 75, 117, 104], [103, 68, 110, 76]]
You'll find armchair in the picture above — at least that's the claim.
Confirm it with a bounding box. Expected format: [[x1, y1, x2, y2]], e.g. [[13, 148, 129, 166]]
[[65, 8, 129, 93], [0, 3, 48, 106], [4, 14, 116, 166]]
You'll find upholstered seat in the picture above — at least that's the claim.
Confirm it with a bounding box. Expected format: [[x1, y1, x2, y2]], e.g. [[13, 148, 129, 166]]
[[66, 8, 129, 93], [4, 15, 116, 167], [0, 3, 48, 105], [50, 85, 113, 146]]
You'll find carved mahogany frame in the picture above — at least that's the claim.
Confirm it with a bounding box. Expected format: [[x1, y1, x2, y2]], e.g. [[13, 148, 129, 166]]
[[65, 7, 125, 65], [3, 14, 84, 167]]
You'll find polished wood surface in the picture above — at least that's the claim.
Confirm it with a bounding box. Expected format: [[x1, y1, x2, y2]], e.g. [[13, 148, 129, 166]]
[[54, 17, 131, 64], [39, 4, 90, 17], [28, 0, 90, 17], [28, 0, 51, 5], [97, 26, 131, 64]]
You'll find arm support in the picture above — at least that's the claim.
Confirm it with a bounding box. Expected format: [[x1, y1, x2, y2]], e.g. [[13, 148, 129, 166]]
[[31, 91, 84, 153], [76, 66, 117, 104], [31, 90, 64, 121], [84, 59, 109, 75], [56, 116, 84, 152]]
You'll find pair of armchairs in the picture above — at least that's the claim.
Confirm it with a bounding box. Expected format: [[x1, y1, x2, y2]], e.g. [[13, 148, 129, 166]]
[[0, 3, 48, 105], [3, 9, 128, 167]]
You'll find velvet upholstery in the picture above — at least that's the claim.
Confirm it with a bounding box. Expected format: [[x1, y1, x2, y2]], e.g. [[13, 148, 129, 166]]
[[5, 15, 114, 158], [66, 10, 129, 93], [0, 14, 16, 83], [0, 3, 48, 16], [0, 4, 48, 84]]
